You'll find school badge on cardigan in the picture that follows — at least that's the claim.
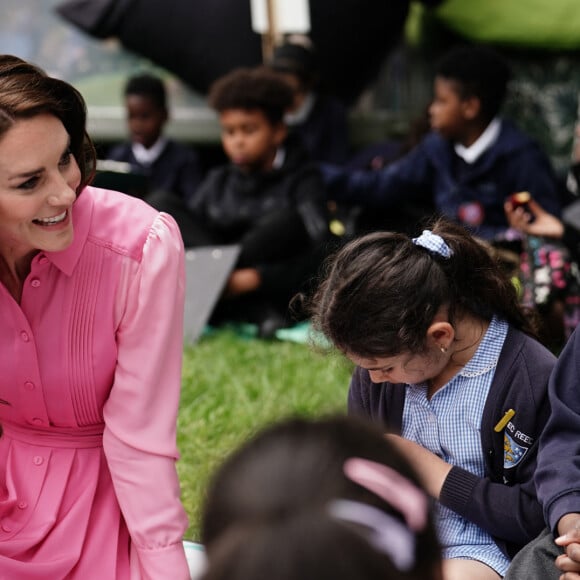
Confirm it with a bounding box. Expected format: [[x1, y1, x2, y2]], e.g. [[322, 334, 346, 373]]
[[503, 431, 528, 469]]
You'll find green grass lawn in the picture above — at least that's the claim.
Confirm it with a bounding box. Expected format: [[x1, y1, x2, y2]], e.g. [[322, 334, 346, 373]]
[[176, 328, 352, 540]]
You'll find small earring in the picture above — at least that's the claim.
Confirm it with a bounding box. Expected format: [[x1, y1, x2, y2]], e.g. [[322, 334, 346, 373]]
[[439, 345, 448, 353]]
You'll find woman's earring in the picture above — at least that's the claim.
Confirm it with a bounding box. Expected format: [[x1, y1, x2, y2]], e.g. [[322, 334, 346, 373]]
[[439, 345, 448, 353]]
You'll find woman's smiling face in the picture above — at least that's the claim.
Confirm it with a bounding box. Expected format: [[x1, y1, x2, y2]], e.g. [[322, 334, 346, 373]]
[[0, 113, 80, 260]]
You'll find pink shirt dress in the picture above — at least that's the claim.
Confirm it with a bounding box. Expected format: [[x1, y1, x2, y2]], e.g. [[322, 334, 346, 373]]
[[0, 187, 190, 579]]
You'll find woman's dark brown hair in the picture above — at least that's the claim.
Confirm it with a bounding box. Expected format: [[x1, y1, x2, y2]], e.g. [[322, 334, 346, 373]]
[[0, 54, 96, 192]]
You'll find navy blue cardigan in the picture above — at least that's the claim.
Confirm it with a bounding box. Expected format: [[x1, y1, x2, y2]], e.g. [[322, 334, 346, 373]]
[[535, 327, 580, 533], [348, 326, 556, 558]]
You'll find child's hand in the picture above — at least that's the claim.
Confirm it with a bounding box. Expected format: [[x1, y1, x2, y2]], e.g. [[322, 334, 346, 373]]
[[385, 434, 452, 500], [504, 198, 564, 239], [555, 515, 580, 578], [554, 536, 580, 578], [224, 268, 261, 297]]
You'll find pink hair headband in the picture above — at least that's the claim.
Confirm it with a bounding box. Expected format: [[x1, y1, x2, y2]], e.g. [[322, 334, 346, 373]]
[[325, 457, 430, 571], [343, 457, 428, 532]]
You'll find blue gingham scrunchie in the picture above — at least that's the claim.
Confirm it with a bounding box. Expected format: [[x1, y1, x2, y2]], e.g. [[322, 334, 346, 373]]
[[412, 230, 453, 258]]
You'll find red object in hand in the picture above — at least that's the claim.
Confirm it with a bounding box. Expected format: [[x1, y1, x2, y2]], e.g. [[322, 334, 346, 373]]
[[510, 191, 536, 222]]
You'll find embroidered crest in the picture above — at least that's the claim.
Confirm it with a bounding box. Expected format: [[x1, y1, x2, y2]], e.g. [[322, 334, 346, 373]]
[[503, 431, 528, 469]]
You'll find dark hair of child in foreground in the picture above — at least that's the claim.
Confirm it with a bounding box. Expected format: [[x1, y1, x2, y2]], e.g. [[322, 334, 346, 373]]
[[200, 415, 442, 580]]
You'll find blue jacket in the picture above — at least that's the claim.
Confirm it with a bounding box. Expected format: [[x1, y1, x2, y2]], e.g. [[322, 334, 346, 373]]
[[323, 120, 561, 240], [348, 325, 555, 558], [535, 326, 580, 533]]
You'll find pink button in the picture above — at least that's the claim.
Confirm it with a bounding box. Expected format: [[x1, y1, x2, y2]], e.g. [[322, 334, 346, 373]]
[[1, 524, 11, 533], [32, 456, 43, 466], [20, 331, 29, 342], [30, 278, 40, 288], [38, 256, 48, 265], [31, 418, 44, 426], [24, 382, 35, 391], [17, 501, 27, 510]]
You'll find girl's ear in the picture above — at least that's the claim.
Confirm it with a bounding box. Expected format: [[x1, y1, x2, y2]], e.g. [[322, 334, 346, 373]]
[[426, 321, 454, 351]]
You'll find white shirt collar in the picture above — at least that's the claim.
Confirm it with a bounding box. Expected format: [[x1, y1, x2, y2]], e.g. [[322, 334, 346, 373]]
[[131, 136, 168, 166], [454, 118, 502, 164], [272, 147, 286, 169]]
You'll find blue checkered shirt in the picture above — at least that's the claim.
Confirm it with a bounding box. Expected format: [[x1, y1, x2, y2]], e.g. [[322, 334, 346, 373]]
[[401, 316, 511, 575]]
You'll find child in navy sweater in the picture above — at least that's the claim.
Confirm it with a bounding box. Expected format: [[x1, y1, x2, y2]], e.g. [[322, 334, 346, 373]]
[[322, 45, 561, 242], [107, 73, 203, 202]]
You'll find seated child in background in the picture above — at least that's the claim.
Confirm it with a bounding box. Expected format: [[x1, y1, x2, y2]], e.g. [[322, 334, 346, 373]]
[[107, 72, 203, 203], [504, 195, 580, 349], [308, 218, 556, 579], [322, 44, 561, 242], [185, 66, 333, 336], [267, 34, 350, 165], [200, 415, 442, 580]]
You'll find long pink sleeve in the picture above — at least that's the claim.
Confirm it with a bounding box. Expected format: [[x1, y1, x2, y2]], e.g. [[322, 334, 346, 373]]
[[102, 212, 190, 580]]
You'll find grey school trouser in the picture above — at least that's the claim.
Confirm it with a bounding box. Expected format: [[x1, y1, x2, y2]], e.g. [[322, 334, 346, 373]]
[[503, 528, 562, 579]]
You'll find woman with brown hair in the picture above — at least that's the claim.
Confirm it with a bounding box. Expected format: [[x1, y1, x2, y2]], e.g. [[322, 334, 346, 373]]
[[0, 55, 189, 578]]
